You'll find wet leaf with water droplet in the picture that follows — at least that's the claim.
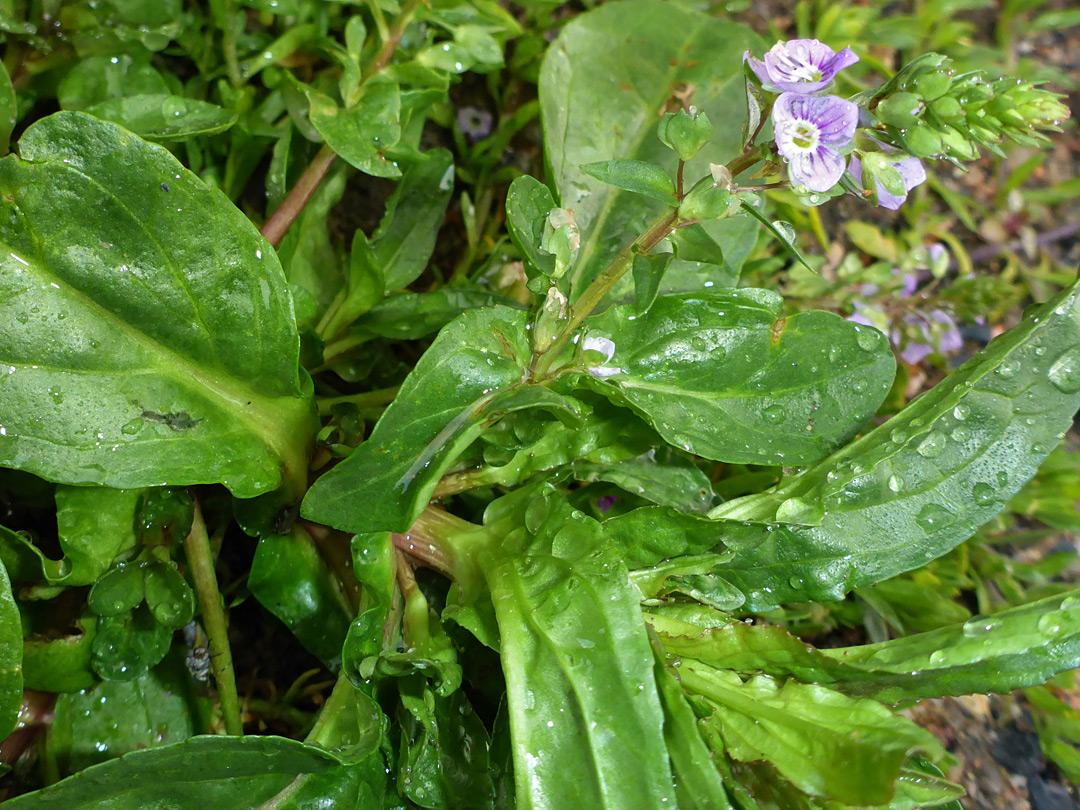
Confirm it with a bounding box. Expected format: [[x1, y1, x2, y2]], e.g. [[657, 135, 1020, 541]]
[[582, 290, 895, 465], [0, 113, 316, 498]]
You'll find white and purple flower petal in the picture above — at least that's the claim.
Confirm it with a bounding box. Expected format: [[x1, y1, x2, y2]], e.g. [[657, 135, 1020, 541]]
[[773, 92, 858, 192], [849, 153, 927, 210], [746, 40, 859, 93]]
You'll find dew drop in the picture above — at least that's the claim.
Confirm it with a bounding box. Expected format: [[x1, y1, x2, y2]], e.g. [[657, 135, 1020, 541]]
[[887, 475, 903, 493], [953, 403, 970, 421], [762, 404, 785, 424], [929, 649, 947, 665], [997, 359, 1020, 379], [962, 617, 1001, 637], [915, 432, 946, 458], [972, 482, 996, 505], [854, 328, 879, 352], [916, 503, 954, 532], [121, 419, 143, 435], [1048, 346, 1080, 393]]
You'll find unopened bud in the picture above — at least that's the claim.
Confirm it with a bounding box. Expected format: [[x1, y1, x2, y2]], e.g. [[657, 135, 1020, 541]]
[[901, 123, 942, 158], [657, 108, 714, 162], [928, 96, 962, 123], [876, 93, 924, 128]]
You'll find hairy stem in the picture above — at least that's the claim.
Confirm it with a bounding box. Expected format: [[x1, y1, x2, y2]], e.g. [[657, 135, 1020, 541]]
[[183, 501, 243, 736]]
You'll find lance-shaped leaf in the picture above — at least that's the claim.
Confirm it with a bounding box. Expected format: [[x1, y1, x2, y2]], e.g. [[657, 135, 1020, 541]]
[[581, 160, 676, 205], [480, 484, 676, 810], [4, 735, 342, 810], [0, 559, 20, 739], [581, 290, 895, 465], [681, 665, 948, 807], [540, 0, 761, 299], [609, 279, 1080, 610], [304, 307, 581, 534], [0, 112, 316, 497], [84, 95, 237, 142]]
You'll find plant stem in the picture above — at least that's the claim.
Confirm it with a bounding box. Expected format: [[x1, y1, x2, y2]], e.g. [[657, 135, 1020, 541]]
[[260, 0, 423, 248], [183, 501, 243, 736], [364, 0, 423, 80], [222, 0, 243, 89], [532, 208, 679, 379], [317, 385, 400, 416], [260, 144, 338, 248]]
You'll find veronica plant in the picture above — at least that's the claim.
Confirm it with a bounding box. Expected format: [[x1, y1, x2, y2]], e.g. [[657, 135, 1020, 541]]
[[0, 0, 1076, 808]]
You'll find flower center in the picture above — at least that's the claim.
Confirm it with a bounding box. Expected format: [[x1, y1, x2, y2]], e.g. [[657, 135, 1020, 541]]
[[791, 121, 821, 151]]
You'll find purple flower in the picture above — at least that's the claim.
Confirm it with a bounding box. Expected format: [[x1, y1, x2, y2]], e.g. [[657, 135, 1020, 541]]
[[896, 309, 962, 364], [596, 495, 618, 513], [849, 153, 927, 210], [745, 40, 859, 94], [773, 93, 858, 192], [457, 106, 493, 143]]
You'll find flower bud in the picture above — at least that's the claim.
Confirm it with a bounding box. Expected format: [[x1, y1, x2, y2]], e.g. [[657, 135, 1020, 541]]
[[928, 96, 962, 123], [679, 183, 736, 222], [876, 92, 924, 128], [910, 70, 952, 101], [938, 125, 978, 160], [657, 108, 714, 162], [901, 123, 942, 158]]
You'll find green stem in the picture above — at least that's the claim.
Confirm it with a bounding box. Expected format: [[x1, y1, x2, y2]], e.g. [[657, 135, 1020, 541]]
[[317, 385, 400, 416], [532, 208, 679, 379], [223, 0, 243, 89], [398, 506, 491, 588], [364, 0, 423, 80], [183, 502, 243, 736]]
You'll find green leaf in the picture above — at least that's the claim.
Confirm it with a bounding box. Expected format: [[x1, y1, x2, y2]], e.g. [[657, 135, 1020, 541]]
[[682, 666, 947, 806], [573, 444, 715, 512], [84, 95, 237, 142], [300, 77, 402, 178], [479, 485, 676, 810], [44, 652, 206, 780], [653, 655, 735, 810], [92, 605, 171, 681], [581, 159, 677, 205], [540, 0, 761, 298], [302, 306, 533, 534], [249, 527, 352, 668], [1, 486, 141, 585], [374, 148, 455, 291], [350, 285, 525, 344], [581, 290, 895, 465], [4, 735, 342, 809], [738, 201, 814, 272], [397, 681, 495, 808], [143, 562, 195, 630], [704, 276, 1080, 609], [0, 112, 316, 498], [23, 616, 97, 693], [505, 174, 557, 283], [0, 559, 21, 738], [57, 54, 169, 111], [0, 60, 15, 155]]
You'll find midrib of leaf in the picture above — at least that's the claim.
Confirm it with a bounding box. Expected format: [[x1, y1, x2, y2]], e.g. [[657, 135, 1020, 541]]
[[2, 241, 309, 484], [558, 22, 740, 292]]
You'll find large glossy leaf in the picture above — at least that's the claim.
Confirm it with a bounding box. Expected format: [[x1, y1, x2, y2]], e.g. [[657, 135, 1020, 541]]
[[0, 559, 21, 738], [682, 666, 947, 807], [608, 279, 1080, 610], [4, 735, 341, 809], [0, 112, 316, 497], [582, 290, 895, 464], [540, 0, 761, 298], [302, 306, 536, 534], [479, 485, 676, 810], [249, 527, 353, 669]]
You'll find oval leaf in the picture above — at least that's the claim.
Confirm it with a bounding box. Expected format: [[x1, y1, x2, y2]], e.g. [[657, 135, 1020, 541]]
[[0, 112, 316, 497], [582, 290, 895, 464]]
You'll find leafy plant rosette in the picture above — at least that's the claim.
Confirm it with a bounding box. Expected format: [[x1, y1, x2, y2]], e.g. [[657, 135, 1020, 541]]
[[0, 0, 1075, 807]]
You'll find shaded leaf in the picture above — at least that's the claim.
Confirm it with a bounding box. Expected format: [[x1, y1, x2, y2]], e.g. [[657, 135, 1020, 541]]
[[85, 95, 237, 142], [4, 735, 342, 809]]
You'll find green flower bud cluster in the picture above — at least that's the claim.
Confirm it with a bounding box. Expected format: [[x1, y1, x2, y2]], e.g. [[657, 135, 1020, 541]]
[[868, 53, 1070, 162]]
